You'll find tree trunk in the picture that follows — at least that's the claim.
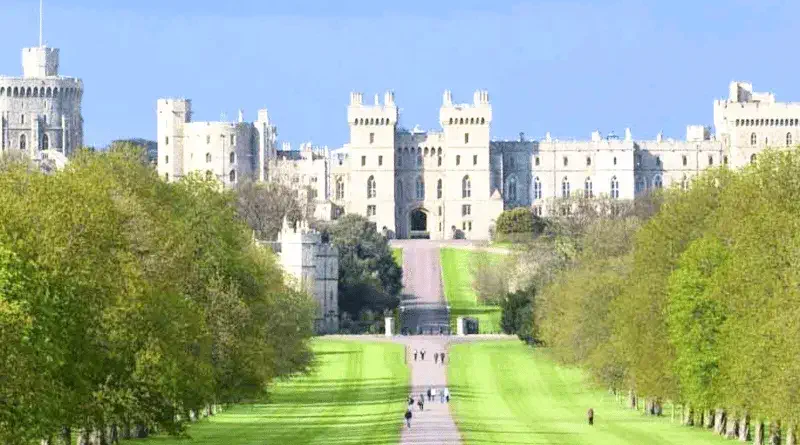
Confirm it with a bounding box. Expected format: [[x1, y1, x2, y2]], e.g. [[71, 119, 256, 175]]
[[755, 421, 765, 445], [629, 390, 637, 410], [786, 424, 795, 445], [40, 438, 52, 445], [77, 429, 90, 445], [54, 427, 71, 445], [120, 424, 131, 440], [714, 409, 726, 435], [654, 399, 663, 416], [725, 410, 738, 439], [133, 424, 148, 439], [739, 412, 750, 441], [704, 409, 714, 429], [769, 421, 781, 445], [683, 404, 695, 426]]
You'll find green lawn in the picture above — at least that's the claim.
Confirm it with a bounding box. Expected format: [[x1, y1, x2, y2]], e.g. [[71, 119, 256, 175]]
[[448, 341, 727, 445], [440, 248, 502, 333], [128, 339, 408, 445], [392, 247, 403, 268]]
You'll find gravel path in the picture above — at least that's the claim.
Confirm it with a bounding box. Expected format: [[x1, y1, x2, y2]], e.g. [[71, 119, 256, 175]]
[[396, 240, 444, 304]]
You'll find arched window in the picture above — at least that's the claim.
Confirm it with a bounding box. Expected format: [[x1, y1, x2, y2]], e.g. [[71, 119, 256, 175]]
[[787, 132, 793, 147], [462, 175, 471, 198], [206, 153, 212, 163], [336, 177, 345, 200], [52, 87, 57, 97], [367, 175, 376, 199], [563, 156, 568, 167], [45, 87, 51, 97], [20, 114, 25, 124], [416, 177, 425, 200], [682, 155, 687, 166], [584, 177, 593, 198], [635, 176, 645, 193], [437, 179, 443, 199], [33, 87, 38, 97], [610, 176, 619, 199], [654, 175, 663, 189], [480, 117, 485, 124], [165, 155, 169, 164], [751, 132, 757, 146], [13, 87, 18, 97], [19, 134, 26, 150], [508, 176, 518, 201], [229, 170, 236, 183], [449, 118, 453, 124], [533, 177, 542, 200], [459, 118, 464, 125], [586, 156, 591, 167], [42, 134, 49, 150], [206, 135, 211, 144], [470, 117, 474, 124], [26, 87, 31, 97], [229, 152, 235, 164], [750, 153, 757, 163], [561, 176, 570, 198], [680, 175, 688, 191]]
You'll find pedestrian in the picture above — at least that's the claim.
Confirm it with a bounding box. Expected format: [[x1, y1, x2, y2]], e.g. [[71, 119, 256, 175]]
[[417, 395, 424, 411], [427, 387, 432, 401], [413, 349, 418, 361], [587, 408, 594, 426], [434, 352, 439, 364], [420, 349, 426, 360], [431, 387, 437, 403], [440, 389, 445, 403], [444, 387, 450, 403], [440, 351, 446, 364], [408, 395, 414, 408], [405, 409, 413, 428]]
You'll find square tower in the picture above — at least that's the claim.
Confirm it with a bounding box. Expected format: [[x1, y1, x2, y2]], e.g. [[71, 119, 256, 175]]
[[345, 91, 398, 234], [157, 98, 191, 182]]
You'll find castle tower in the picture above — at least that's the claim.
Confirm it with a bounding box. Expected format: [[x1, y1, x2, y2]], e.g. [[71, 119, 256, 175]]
[[0, 1, 83, 156], [255, 108, 277, 181], [156, 98, 191, 182], [345, 90, 398, 233]]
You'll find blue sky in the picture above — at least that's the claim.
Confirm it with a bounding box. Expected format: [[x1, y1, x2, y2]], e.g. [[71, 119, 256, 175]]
[[1, 0, 798, 148]]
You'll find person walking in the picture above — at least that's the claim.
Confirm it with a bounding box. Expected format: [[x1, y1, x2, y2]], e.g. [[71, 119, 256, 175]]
[[413, 349, 418, 361], [440, 388, 445, 403], [420, 349, 426, 361], [444, 387, 450, 403], [405, 409, 413, 428], [431, 387, 437, 403], [587, 408, 594, 426], [440, 351, 446, 364], [427, 387, 432, 402], [408, 395, 414, 409], [434, 352, 439, 364], [417, 395, 424, 411]]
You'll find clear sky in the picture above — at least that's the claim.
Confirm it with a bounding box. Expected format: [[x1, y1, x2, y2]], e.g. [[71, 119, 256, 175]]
[[1, 0, 798, 149]]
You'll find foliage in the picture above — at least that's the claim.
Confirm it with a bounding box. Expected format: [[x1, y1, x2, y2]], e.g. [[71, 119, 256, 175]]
[[499, 285, 536, 342], [321, 214, 402, 317], [494, 207, 545, 242], [440, 248, 503, 333], [0, 149, 315, 443], [235, 180, 314, 240]]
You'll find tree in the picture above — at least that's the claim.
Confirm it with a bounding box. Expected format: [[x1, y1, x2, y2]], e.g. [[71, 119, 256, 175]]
[[494, 207, 545, 242], [500, 285, 535, 342], [322, 214, 402, 317], [235, 180, 313, 240]]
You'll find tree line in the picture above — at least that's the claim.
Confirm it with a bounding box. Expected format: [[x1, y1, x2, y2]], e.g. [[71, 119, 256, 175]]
[[0, 148, 316, 444], [501, 149, 800, 444]]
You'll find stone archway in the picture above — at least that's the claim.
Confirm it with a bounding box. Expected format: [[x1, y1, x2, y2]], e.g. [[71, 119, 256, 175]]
[[409, 208, 429, 239]]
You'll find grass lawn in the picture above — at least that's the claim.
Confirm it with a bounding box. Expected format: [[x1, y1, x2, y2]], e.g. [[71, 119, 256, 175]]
[[127, 339, 408, 445], [392, 247, 403, 268], [440, 248, 502, 333], [448, 341, 727, 445]]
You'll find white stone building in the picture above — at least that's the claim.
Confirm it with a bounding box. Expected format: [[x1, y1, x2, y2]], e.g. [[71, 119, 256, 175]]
[[159, 81, 800, 240], [0, 40, 83, 158]]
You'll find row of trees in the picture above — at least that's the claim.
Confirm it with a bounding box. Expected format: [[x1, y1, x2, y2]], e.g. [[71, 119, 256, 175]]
[[0, 148, 316, 444], [530, 149, 800, 443]]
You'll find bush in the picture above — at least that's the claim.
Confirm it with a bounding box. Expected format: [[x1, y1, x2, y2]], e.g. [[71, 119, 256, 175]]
[[494, 207, 545, 242]]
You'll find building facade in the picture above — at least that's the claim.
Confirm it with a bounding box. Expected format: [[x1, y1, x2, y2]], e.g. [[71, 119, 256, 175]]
[[0, 42, 84, 158], [159, 81, 800, 240]]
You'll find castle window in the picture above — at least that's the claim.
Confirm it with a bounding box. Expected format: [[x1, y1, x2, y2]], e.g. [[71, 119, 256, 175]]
[[229, 170, 236, 183], [367, 205, 376, 217], [735, 119, 740, 126], [206, 153, 212, 163], [765, 137, 769, 146], [361, 155, 366, 166], [533, 177, 542, 200], [206, 170, 213, 180], [165, 136, 170, 145], [533, 206, 542, 217], [416, 177, 425, 200], [456, 155, 461, 166], [656, 156, 661, 167], [561, 176, 570, 198], [336, 177, 345, 200], [508, 156, 516, 170], [751, 132, 757, 146], [230, 134, 235, 145], [437, 179, 442, 199], [165, 155, 169, 164], [367, 175, 376, 198], [19, 134, 26, 150], [13, 87, 18, 97], [584, 177, 593, 198], [464, 133, 469, 144], [682, 155, 687, 166], [206, 135, 211, 144], [417, 155, 423, 167], [508, 176, 518, 202], [708, 155, 713, 166], [378, 155, 383, 166], [473, 155, 477, 165], [33, 87, 38, 97], [26, 87, 31, 97], [535, 156, 540, 166], [462, 175, 471, 198], [20, 114, 25, 124], [723, 155, 729, 165], [481, 117, 485, 124], [369, 118, 374, 125], [787, 132, 793, 147], [635, 176, 645, 193], [42, 134, 49, 150], [586, 156, 591, 167], [635, 154, 641, 167], [369, 133, 375, 144], [437, 147, 442, 156], [563, 156, 568, 167], [610, 176, 619, 199], [354, 118, 359, 125], [462, 204, 471, 216], [470, 118, 474, 124], [424, 147, 429, 156], [460, 118, 464, 125], [230, 152, 236, 164], [43, 115, 47, 124], [751, 153, 757, 163], [165, 173, 169, 181], [613, 156, 617, 166], [438, 206, 442, 216], [437, 156, 442, 167], [449, 118, 453, 125], [468, 221, 473, 231], [654, 175, 663, 189]]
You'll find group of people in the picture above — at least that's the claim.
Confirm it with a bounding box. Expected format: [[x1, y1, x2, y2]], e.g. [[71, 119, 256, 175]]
[[411, 348, 446, 364], [404, 386, 451, 428]]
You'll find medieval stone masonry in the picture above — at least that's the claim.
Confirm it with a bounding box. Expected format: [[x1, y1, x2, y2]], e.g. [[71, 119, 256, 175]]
[[158, 82, 800, 241]]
